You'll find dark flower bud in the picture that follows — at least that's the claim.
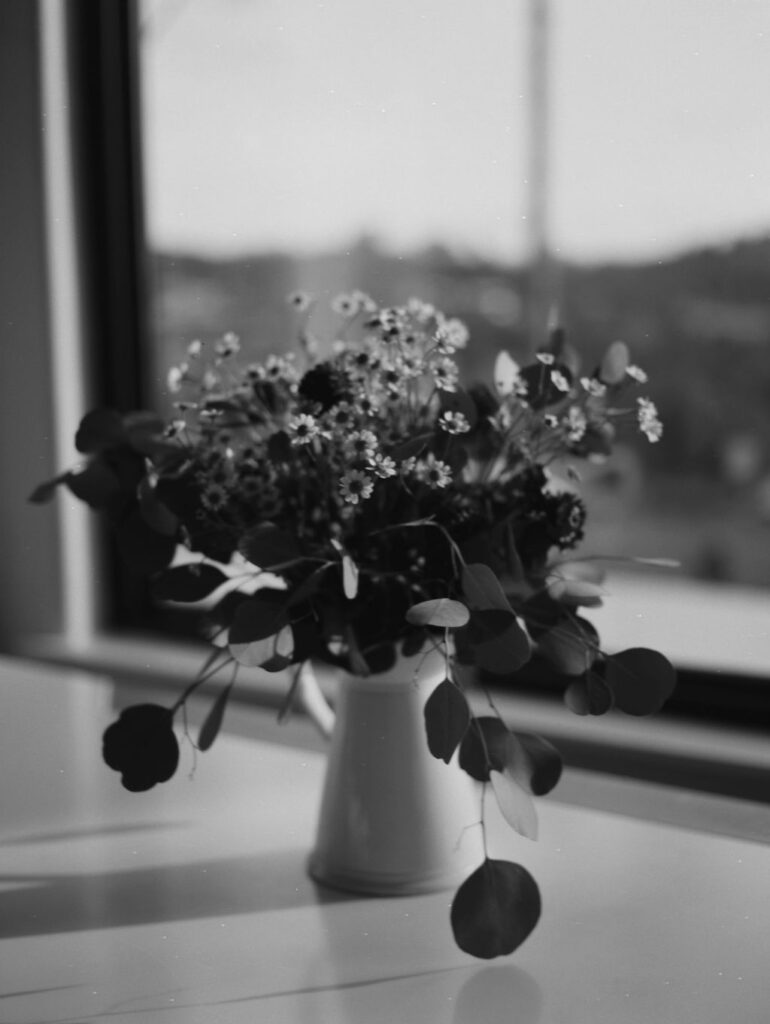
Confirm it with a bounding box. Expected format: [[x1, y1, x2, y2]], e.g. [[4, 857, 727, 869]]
[[298, 363, 352, 411], [102, 704, 180, 792]]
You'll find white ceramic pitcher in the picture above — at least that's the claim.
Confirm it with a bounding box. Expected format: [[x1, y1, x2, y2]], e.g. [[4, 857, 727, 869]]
[[299, 647, 484, 896]]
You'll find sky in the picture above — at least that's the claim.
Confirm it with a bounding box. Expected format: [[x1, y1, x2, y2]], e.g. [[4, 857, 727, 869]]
[[140, 0, 770, 265]]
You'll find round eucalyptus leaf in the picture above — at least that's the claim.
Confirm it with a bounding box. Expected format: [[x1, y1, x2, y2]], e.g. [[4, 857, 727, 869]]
[[564, 670, 614, 716], [451, 858, 541, 959], [458, 716, 509, 781], [405, 598, 470, 629], [605, 647, 677, 716], [424, 678, 471, 764]]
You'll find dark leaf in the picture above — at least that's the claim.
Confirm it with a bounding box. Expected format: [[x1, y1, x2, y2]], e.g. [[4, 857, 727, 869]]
[[470, 620, 531, 675], [138, 479, 178, 536], [511, 732, 563, 796], [461, 563, 512, 612], [239, 523, 301, 569], [102, 704, 179, 792], [75, 409, 126, 454], [424, 678, 471, 763], [537, 616, 598, 676], [459, 716, 509, 782], [230, 624, 294, 668], [450, 858, 541, 959], [113, 503, 177, 575], [28, 471, 71, 504], [285, 565, 330, 607], [123, 411, 168, 455], [267, 430, 293, 462], [464, 608, 518, 645], [406, 598, 470, 629], [229, 590, 290, 644], [152, 564, 229, 603], [388, 432, 434, 461], [362, 642, 398, 676], [438, 387, 479, 429], [198, 682, 233, 751], [518, 361, 573, 410], [605, 647, 677, 716], [65, 462, 122, 508], [564, 669, 614, 716], [401, 627, 427, 658]]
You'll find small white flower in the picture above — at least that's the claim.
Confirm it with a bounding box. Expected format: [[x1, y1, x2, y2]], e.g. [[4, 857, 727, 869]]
[[431, 356, 459, 392], [187, 339, 203, 358], [167, 364, 187, 393], [415, 453, 452, 488], [331, 292, 360, 317], [288, 413, 319, 445], [637, 397, 663, 442], [580, 376, 607, 397], [438, 410, 471, 435], [215, 332, 240, 358], [345, 430, 378, 459], [163, 419, 187, 439], [287, 291, 312, 312], [550, 370, 570, 393], [626, 364, 648, 384], [370, 453, 397, 479], [544, 414, 559, 428], [339, 469, 374, 504], [565, 406, 587, 442]]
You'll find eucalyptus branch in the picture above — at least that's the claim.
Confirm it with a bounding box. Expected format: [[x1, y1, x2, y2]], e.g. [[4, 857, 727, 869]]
[[170, 646, 234, 714]]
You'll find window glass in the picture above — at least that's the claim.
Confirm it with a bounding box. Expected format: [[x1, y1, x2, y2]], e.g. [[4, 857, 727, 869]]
[[139, 0, 770, 593]]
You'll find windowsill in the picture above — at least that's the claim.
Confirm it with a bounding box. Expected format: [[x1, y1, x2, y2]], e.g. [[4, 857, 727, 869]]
[[583, 568, 770, 678], [19, 629, 770, 807]]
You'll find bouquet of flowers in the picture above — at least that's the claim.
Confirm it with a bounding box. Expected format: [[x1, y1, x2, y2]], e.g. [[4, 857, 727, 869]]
[[33, 291, 675, 958]]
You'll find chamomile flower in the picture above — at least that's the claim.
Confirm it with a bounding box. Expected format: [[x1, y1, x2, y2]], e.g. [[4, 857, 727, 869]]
[[550, 370, 571, 393], [415, 454, 452, 488], [200, 481, 229, 512], [287, 291, 312, 312], [565, 406, 588, 443], [438, 410, 471, 435], [331, 292, 360, 317], [288, 413, 320, 445], [167, 365, 185, 393], [345, 430, 378, 460], [215, 332, 240, 358], [339, 469, 374, 505], [370, 453, 397, 479], [580, 377, 607, 398], [637, 397, 663, 442], [431, 356, 460, 392]]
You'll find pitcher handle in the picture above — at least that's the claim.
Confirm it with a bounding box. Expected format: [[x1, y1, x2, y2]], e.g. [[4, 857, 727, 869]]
[[296, 661, 336, 739]]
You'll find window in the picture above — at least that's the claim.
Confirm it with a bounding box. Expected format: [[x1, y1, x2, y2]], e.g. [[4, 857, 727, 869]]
[[8, 1, 766, 739], [136, 0, 770, 696]]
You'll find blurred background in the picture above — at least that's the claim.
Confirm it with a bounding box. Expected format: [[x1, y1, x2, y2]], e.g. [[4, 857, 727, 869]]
[[138, 0, 770, 591]]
